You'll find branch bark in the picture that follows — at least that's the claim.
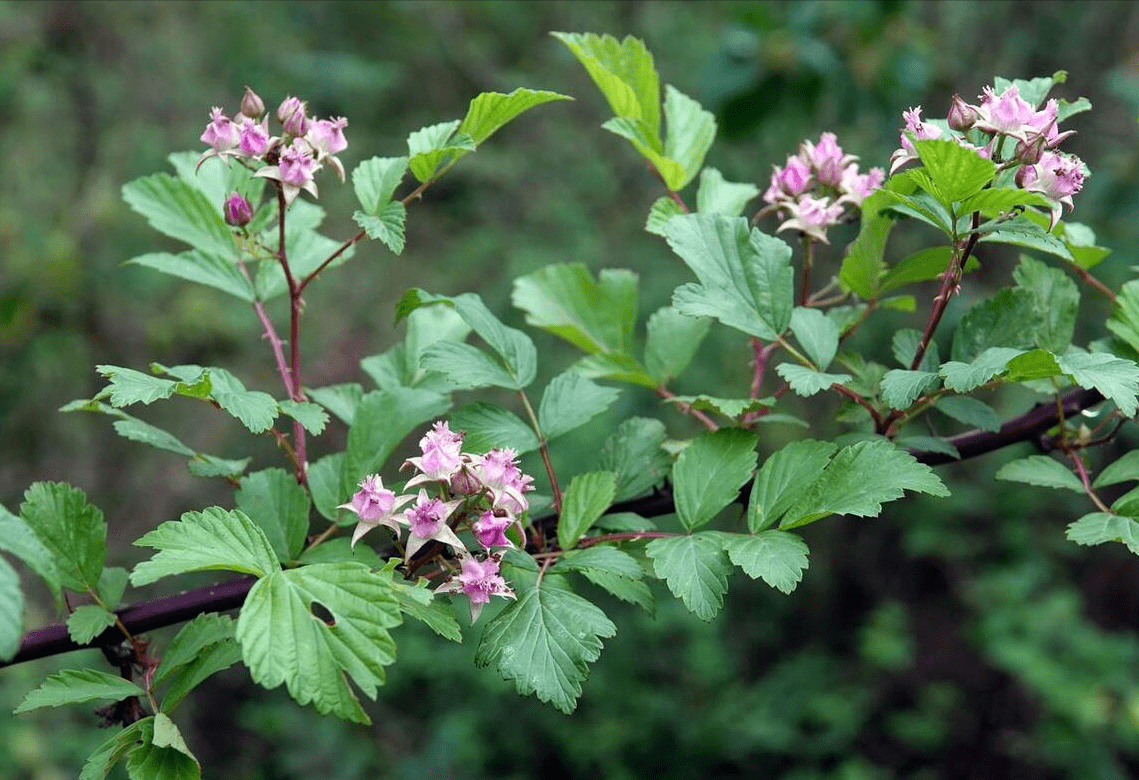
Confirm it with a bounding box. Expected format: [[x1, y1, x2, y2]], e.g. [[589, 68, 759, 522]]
[[2, 387, 1106, 668]]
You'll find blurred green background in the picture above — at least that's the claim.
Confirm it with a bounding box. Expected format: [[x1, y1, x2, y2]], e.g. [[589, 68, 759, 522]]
[[4, 1, 1139, 778]]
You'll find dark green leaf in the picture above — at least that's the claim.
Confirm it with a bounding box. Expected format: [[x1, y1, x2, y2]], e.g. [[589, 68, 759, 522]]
[[558, 472, 618, 550], [341, 387, 450, 496], [672, 428, 757, 531], [206, 368, 278, 434], [839, 190, 893, 298], [0, 503, 61, 606], [451, 402, 539, 454], [555, 546, 652, 613], [512, 264, 637, 356], [774, 364, 853, 397], [1056, 351, 1139, 417], [79, 718, 148, 780], [720, 530, 809, 594], [387, 577, 462, 642], [646, 533, 731, 621], [995, 455, 1083, 492], [933, 396, 1001, 432], [597, 417, 671, 501], [939, 347, 1024, 392], [790, 307, 839, 370], [235, 468, 311, 562], [644, 306, 712, 384], [1093, 451, 1139, 488], [913, 138, 996, 203], [880, 370, 940, 410], [879, 247, 962, 295], [979, 215, 1074, 261], [126, 714, 201, 779], [749, 440, 837, 532], [538, 372, 620, 441], [892, 328, 939, 372], [0, 557, 22, 660]]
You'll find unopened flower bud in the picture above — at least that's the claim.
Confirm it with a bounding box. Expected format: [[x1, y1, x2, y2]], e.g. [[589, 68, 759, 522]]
[[1014, 132, 1048, 165], [277, 96, 308, 136], [240, 86, 265, 119], [223, 192, 253, 227], [947, 94, 979, 132]]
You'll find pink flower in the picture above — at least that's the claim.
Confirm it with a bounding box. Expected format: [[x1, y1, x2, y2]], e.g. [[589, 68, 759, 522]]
[[339, 474, 414, 545], [223, 192, 253, 227], [764, 155, 812, 204], [307, 117, 348, 156], [473, 510, 514, 549], [403, 421, 465, 488], [475, 448, 534, 515], [200, 106, 240, 152], [975, 85, 1035, 137], [888, 106, 943, 174], [255, 138, 320, 205], [838, 165, 884, 207], [239, 86, 265, 120], [801, 132, 852, 188], [776, 195, 845, 243], [1016, 150, 1086, 227], [238, 117, 273, 158], [277, 95, 309, 136], [437, 555, 515, 622], [401, 489, 464, 560], [946, 94, 979, 132]]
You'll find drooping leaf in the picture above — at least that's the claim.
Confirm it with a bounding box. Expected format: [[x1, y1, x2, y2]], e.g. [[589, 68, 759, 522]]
[[573, 353, 656, 388], [774, 364, 853, 397], [980, 215, 1074, 261], [644, 306, 712, 384], [1093, 450, 1139, 489], [20, 482, 105, 593], [597, 417, 671, 501], [79, 718, 149, 780], [512, 264, 638, 356], [352, 201, 407, 255], [646, 533, 731, 621], [538, 372, 621, 441], [235, 468, 311, 563], [154, 614, 237, 685], [277, 400, 328, 436], [125, 714, 201, 779], [665, 213, 794, 340], [1056, 351, 1139, 417], [645, 196, 685, 236], [878, 246, 963, 296], [839, 190, 893, 298], [113, 418, 195, 457], [672, 428, 757, 531], [459, 88, 572, 145], [122, 172, 236, 257], [387, 577, 462, 643], [130, 507, 279, 586], [720, 530, 810, 594], [995, 455, 1084, 492], [205, 367, 279, 434], [450, 402, 539, 454], [406, 120, 477, 182], [663, 395, 773, 419], [236, 563, 402, 724], [558, 471, 618, 550], [780, 440, 948, 529], [748, 440, 838, 533], [14, 668, 145, 714], [1066, 512, 1139, 555], [696, 167, 759, 217], [555, 546, 652, 613], [939, 347, 1024, 392], [126, 251, 254, 302]]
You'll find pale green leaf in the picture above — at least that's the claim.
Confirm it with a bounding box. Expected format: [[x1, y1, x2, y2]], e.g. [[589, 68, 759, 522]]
[[1107, 280, 1139, 355], [126, 251, 254, 302], [20, 481, 105, 593], [351, 156, 408, 214], [880, 369, 940, 410], [774, 364, 853, 397], [913, 138, 995, 203], [0, 557, 22, 660], [459, 88, 572, 145], [551, 32, 661, 134], [67, 605, 117, 645], [131, 507, 279, 585], [153, 614, 237, 685], [644, 306, 712, 384], [476, 571, 617, 713], [159, 639, 243, 713], [306, 383, 362, 425], [720, 530, 810, 594], [839, 190, 893, 298], [995, 455, 1084, 492], [749, 440, 837, 533], [558, 471, 618, 550], [789, 307, 839, 370], [1056, 351, 1139, 417], [207, 368, 278, 433], [645, 196, 685, 236], [538, 372, 621, 441], [406, 120, 476, 182], [79, 718, 148, 780], [661, 85, 716, 190], [1066, 512, 1139, 555], [236, 563, 402, 724], [892, 328, 939, 372], [235, 468, 311, 563], [122, 172, 236, 257], [277, 400, 328, 436], [939, 347, 1024, 392], [980, 215, 1074, 261], [1012, 256, 1079, 353], [112, 418, 195, 457], [14, 668, 144, 714], [1093, 450, 1139, 489], [663, 395, 773, 419], [512, 264, 637, 355], [352, 202, 407, 255], [696, 167, 759, 217], [0, 503, 61, 607], [420, 341, 520, 390], [646, 533, 731, 621], [95, 365, 178, 406], [126, 714, 201, 779]]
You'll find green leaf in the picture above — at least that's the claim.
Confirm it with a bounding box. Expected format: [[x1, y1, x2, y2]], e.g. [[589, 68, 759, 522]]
[[551, 32, 661, 135], [80, 718, 149, 780], [450, 402, 539, 454], [186, 455, 250, 479], [0, 557, 22, 660], [1060, 221, 1110, 270], [307, 383, 363, 425], [644, 306, 712, 384], [20, 482, 105, 593], [406, 120, 477, 182], [126, 251, 254, 302], [1056, 351, 1139, 417], [602, 116, 685, 186], [309, 453, 345, 523], [558, 472, 618, 550], [122, 173, 236, 257], [995, 455, 1084, 492], [645, 196, 685, 236], [780, 440, 949, 529], [789, 307, 840, 370], [597, 417, 671, 502], [538, 372, 621, 441], [459, 88, 572, 146], [664, 395, 773, 419], [236, 563, 402, 724], [1066, 513, 1139, 554], [512, 264, 637, 356], [160, 639, 242, 713], [892, 328, 939, 372], [672, 429, 757, 531], [1108, 281, 1139, 355], [696, 167, 759, 217], [661, 85, 716, 190], [351, 156, 408, 214], [880, 369, 940, 410], [96, 567, 127, 609], [206, 368, 278, 434], [878, 186, 954, 236], [154, 614, 237, 685], [14, 668, 144, 714], [666, 213, 794, 340], [277, 400, 328, 436], [748, 440, 837, 533], [352, 202, 407, 255], [775, 364, 853, 397], [0, 503, 61, 607], [167, 149, 262, 212], [839, 190, 893, 298], [1013, 256, 1080, 353], [720, 530, 810, 594], [67, 605, 117, 645], [421, 341, 522, 390], [933, 396, 1001, 432], [297, 537, 384, 568], [1093, 451, 1139, 488], [126, 714, 201, 779], [646, 533, 731, 621], [555, 546, 652, 613], [913, 138, 996, 203], [112, 418, 195, 457], [341, 387, 450, 495], [387, 577, 462, 642], [476, 571, 617, 713], [235, 469, 311, 563], [255, 201, 355, 301], [896, 436, 960, 460], [131, 507, 279, 586], [573, 353, 656, 388], [879, 247, 957, 296], [960, 185, 1053, 215], [939, 347, 1024, 392], [951, 289, 1038, 362], [95, 365, 178, 407], [979, 215, 1074, 261]]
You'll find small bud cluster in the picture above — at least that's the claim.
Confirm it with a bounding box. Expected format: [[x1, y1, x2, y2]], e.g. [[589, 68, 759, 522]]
[[762, 132, 885, 243], [198, 86, 349, 208], [890, 83, 1085, 227], [338, 421, 535, 622]]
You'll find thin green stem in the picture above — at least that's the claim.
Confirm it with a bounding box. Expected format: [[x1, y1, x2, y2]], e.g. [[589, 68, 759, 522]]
[[518, 389, 562, 516]]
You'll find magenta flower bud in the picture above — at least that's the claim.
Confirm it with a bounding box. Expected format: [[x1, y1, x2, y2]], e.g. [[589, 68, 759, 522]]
[[947, 94, 979, 131], [1014, 132, 1048, 165], [238, 118, 272, 158], [277, 96, 308, 136], [473, 510, 513, 549], [223, 192, 253, 227], [240, 86, 265, 119], [278, 139, 319, 187], [200, 106, 240, 152]]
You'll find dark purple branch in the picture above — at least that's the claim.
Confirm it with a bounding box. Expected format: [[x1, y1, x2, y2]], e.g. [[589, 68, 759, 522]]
[[2, 387, 1106, 668]]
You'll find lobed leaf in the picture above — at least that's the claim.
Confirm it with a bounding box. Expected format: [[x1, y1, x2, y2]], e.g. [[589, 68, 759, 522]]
[[720, 530, 810, 594], [131, 507, 279, 585], [646, 533, 731, 621], [20, 482, 105, 593]]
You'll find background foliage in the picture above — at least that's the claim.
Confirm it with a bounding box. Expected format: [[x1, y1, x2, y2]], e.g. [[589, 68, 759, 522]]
[[4, 1, 1139, 778]]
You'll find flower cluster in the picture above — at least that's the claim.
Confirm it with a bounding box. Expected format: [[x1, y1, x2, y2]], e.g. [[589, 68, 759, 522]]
[[762, 132, 885, 243], [198, 86, 349, 206], [889, 83, 1085, 227], [338, 421, 535, 621]]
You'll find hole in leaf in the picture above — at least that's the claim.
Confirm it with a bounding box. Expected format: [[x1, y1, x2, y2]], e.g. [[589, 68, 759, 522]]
[[310, 601, 335, 627]]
